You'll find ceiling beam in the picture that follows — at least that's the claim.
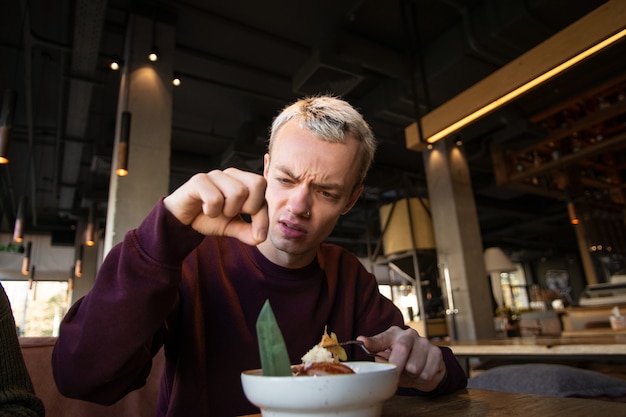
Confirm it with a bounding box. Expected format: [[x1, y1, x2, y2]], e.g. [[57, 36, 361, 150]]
[[405, 0, 626, 149]]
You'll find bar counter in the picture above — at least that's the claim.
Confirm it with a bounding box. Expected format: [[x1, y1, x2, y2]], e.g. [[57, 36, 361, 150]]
[[435, 334, 626, 374], [438, 334, 626, 369], [442, 334, 626, 354]]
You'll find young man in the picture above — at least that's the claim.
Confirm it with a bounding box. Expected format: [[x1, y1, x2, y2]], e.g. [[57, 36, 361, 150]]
[[52, 96, 466, 416]]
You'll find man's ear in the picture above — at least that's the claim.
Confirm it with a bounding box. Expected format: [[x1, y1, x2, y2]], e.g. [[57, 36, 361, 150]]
[[263, 153, 270, 177], [341, 184, 363, 215]]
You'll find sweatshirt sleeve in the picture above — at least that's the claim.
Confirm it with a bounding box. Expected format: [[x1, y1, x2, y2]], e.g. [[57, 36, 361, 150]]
[[414, 346, 468, 395], [51, 200, 204, 405], [0, 285, 45, 417], [395, 345, 467, 397]]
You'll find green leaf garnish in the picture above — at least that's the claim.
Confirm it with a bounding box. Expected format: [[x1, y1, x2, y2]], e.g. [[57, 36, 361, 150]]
[[256, 300, 293, 376]]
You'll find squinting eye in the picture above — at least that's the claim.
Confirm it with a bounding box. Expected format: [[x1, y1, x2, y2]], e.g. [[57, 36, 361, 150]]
[[320, 191, 338, 199]]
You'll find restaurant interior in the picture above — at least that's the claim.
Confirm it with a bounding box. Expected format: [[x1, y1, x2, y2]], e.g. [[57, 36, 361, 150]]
[[2, 0, 626, 414]]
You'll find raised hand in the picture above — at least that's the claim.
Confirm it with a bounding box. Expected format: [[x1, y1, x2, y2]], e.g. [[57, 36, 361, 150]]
[[163, 168, 269, 246]]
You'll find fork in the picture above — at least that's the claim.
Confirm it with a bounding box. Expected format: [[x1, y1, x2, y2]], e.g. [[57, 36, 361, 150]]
[[327, 340, 388, 361]]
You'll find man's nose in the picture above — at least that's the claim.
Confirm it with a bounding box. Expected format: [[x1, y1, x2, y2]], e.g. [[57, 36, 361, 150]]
[[287, 185, 312, 217]]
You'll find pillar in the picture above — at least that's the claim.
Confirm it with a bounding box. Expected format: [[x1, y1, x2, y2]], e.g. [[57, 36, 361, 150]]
[[104, 13, 175, 254], [424, 140, 495, 340]]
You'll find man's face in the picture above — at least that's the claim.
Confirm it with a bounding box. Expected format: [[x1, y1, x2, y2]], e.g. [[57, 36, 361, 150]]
[[259, 120, 363, 268]]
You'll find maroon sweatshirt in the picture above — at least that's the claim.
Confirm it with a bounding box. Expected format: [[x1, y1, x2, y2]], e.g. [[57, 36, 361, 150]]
[[52, 200, 466, 416]]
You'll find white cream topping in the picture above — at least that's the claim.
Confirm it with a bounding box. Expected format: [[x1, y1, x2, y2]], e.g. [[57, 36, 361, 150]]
[[301, 345, 333, 368]]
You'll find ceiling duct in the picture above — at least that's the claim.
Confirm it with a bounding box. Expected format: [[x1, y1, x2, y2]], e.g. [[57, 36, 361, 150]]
[[59, 0, 108, 214], [219, 120, 268, 172], [292, 48, 364, 96]]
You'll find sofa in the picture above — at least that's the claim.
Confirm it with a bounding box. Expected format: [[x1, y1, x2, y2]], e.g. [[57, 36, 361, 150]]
[[19, 337, 163, 417], [468, 363, 626, 402]]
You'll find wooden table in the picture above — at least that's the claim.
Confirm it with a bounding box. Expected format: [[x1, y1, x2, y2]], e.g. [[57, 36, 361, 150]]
[[241, 388, 626, 416], [561, 327, 626, 338], [439, 335, 626, 372]]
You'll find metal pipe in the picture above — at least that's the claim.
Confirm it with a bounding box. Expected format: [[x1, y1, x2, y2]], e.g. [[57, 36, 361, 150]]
[[19, 0, 38, 226], [436, 0, 508, 66]]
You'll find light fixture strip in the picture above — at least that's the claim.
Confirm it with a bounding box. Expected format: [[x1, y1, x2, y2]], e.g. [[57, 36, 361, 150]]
[[426, 27, 626, 143]]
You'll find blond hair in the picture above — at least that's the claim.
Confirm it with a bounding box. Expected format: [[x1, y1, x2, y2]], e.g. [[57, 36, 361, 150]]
[[268, 95, 377, 188]]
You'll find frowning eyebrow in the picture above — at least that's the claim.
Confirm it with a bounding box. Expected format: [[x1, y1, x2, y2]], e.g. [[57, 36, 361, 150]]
[[275, 164, 347, 192]]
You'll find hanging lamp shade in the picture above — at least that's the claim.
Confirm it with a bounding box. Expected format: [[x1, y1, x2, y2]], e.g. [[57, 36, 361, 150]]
[[148, 19, 159, 62], [0, 126, 9, 164], [0, 90, 17, 164], [12, 196, 25, 243], [21, 241, 32, 276], [483, 247, 515, 273], [66, 266, 74, 302], [484, 247, 515, 311], [85, 203, 96, 246], [379, 197, 436, 255], [116, 111, 131, 176], [28, 265, 36, 289], [74, 245, 84, 278]]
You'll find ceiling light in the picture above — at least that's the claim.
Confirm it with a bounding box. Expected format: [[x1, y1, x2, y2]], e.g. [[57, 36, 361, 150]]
[[116, 111, 132, 176], [564, 187, 580, 225], [172, 73, 181, 86], [110, 59, 121, 71], [148, 19, 159, 62], [21, 241, 32, 276], [0, 129, 9, 163], [28, 264, 37, 300], [0, 90, 17, 164], [29, 265, 36, 283], [67, 266, 74, 302], [74, 245, 83, 278], [85, 203, 96, 246], [567, 201, 580, 225], [12, 196, 25, 243], [2, 6, 23, 164], [148, 46, 159, 62]]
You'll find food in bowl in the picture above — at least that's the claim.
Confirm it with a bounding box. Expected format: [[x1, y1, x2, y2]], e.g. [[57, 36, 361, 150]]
[[241, 361, 399, 417], [292, 328, 354, 376], [243, 324, 399, 417]]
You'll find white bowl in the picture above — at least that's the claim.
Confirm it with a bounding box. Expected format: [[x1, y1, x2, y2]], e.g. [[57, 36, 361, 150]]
[[241, 361, 399, 417]]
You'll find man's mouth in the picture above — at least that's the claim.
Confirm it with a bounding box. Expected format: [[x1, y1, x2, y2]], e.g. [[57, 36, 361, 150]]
[[281, 221, 302, 231], [279, 220, 306, 238]]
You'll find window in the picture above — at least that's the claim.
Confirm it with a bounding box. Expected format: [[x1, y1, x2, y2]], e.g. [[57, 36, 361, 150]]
[[2, 280, 70, 336], [500, 264, 530, 311], [378, 284, 419, 322]]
